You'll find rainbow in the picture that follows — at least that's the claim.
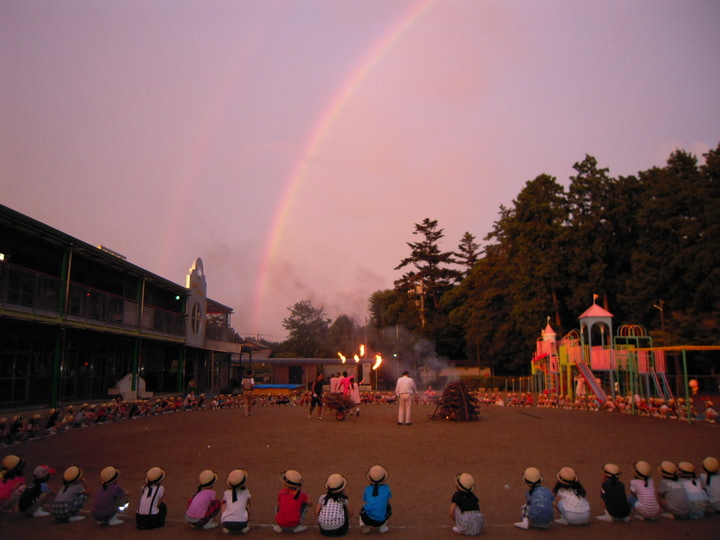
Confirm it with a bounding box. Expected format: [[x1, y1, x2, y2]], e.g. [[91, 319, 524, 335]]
[[251, 0, 437, 334], [157, 14, 278, 274]]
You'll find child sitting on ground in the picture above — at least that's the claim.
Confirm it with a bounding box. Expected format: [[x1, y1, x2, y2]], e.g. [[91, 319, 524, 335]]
[[315, 473, 353, 537], [514, 467, 554, 530], [699, 456, 720, 513], [0, 454, 26, 512], [448, 472, 484, 535], [50, 466, 90, 522], [185, 470, 221, 530], [677, 462, 708, 519], [136, 467, 167, 530], [596, 463, 632, 522], [18, 464, 56, 517], [552, 467, 590, 525], [274, 469, 312, 533], [92, 466, 130, 526], [221, 469, 251, 534], [629, 460, 660, 520], [359, 465, 392, 534], [657, 461, 690, 519]]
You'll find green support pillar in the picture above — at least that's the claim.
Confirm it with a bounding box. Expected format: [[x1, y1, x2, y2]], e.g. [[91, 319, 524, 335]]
[[132, 338, 140, 393], [682, 349, 691, 425], [628, 349, 637, 416], [178, 346, 186, 393], [50, 327, 64, 407]]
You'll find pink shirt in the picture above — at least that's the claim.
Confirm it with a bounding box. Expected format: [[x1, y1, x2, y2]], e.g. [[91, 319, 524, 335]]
[[187, 489, 218, 519]]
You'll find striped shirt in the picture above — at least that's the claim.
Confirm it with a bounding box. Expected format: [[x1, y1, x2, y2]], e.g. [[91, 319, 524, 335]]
[[630, 478, 659, 518]]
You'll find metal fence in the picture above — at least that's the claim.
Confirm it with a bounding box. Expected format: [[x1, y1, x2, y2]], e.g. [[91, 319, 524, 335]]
[[0, 263, 184, 337]]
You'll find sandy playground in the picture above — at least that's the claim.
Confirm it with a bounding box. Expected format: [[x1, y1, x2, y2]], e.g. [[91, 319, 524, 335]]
[[2, 400, 719, 539]]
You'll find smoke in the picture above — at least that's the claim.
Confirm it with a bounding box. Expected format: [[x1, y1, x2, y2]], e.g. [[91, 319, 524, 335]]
[[381, 325, 455, 387]]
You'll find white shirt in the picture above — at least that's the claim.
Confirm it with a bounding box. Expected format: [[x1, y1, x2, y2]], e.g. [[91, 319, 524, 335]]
[[395, 375, 417, 395], [222, 488, 250, 522], [137, 485, 164, 515]]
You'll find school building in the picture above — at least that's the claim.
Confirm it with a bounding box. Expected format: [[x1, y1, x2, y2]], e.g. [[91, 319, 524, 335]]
[[0, 203, 270, 409]]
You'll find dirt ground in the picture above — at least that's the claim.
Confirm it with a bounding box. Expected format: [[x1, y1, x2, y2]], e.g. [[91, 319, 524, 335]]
[[2, 401, 719, 539]]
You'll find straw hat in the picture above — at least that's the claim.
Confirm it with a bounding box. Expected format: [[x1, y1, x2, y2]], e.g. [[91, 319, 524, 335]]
[[146, 467, 165, 485], [367, 465, 389, 483], [325, 473, 347, 493], [226, 469, 248, 489], [101, 466, 120, 485], [659, 461, 677, 479], [34, 465, 56, 479], [281, 470, 303, 488], [455, 473, 475, 492], [602, 463, 621, 479], [702, 456, 719, 474], [677, 462, 695, 477], [198, 470, 218, 488], [2, 454, 23, 471], [556, 467, 577, 485], [634, 461, 652, 479], [63, 466, 83, 484], [522, 467, 543, 485]]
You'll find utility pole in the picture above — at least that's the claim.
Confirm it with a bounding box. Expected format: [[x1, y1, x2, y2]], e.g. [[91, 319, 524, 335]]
[[653, 300, 665, 345]]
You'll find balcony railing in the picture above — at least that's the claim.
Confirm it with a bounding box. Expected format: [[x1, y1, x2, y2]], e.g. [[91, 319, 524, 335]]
[[0, 263, 184, 338]]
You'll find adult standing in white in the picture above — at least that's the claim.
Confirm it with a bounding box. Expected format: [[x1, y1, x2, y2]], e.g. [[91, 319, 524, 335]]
[[395, 370, 417, 425]]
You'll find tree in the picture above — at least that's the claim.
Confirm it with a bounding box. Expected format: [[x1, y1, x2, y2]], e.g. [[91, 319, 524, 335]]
[[369, 289, 417, 331], [460, 243, 519, 372], [394, 218, 462, 329], [502, 174, 568, 333], [326, 314, 358, 356], [455, 232, 481, 278], [563, 155, 615, 314], [280, 300, 331, 357], [457, 174, 568, 372], [626, 147, 720, 343]]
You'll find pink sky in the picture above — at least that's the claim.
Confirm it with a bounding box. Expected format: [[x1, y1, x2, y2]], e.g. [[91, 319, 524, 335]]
[[2, 1, 719, 341]]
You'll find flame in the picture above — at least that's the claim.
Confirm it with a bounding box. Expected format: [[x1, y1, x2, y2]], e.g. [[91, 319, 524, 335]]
[[372, 354, 383, 370], [353, 354, 360, 363], [360, 344, 365, 357], [338, 352, 346, 364]]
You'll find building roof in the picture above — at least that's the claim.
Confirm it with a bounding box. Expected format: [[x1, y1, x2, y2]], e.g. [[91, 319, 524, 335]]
[[578, 303, 613, 319], [1, 203, 233, 312]]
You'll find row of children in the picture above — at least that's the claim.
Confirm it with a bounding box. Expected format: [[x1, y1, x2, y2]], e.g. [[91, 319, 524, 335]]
[[0, 399, 178, 445], [0, 456, 133, 525], [5, 452, 719, 536], [514, 457, 720, 530], [0, 454, 392, 535], [601, 395, 717, 422], [0, 389, 424, 448], [477, 391, 718, 424]]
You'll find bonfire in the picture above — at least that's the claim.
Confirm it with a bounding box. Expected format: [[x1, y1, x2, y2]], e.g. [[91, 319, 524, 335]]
[[431, 382, 480, 421]]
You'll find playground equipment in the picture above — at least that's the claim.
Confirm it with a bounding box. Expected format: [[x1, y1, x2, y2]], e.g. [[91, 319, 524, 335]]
[[531, 303, 670, 407]]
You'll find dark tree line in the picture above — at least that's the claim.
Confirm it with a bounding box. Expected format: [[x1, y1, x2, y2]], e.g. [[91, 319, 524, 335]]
[[269, 145, 719, 375], [369, 145, 720, 373]]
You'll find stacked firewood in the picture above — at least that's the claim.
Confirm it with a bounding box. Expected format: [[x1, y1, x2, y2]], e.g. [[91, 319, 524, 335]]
[[431, 382, 480, 421]]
